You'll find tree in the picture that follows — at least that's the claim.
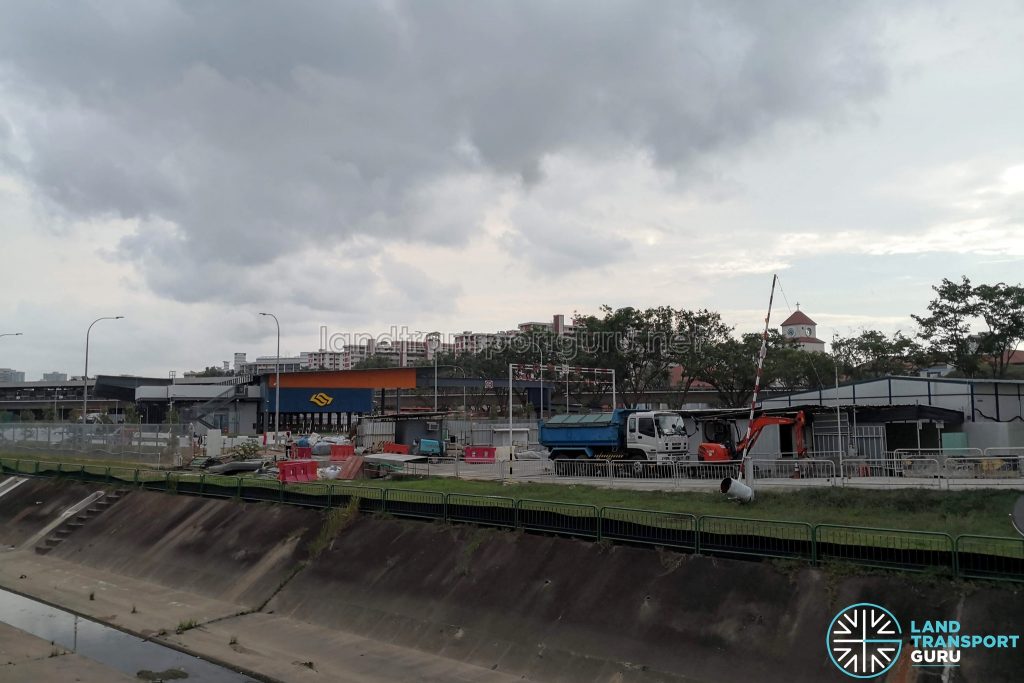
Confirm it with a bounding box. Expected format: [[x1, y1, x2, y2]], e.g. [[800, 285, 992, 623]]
[[973, 282, 1024, 377], [352, 355, 397, 370], [912, 277, 1024, 378], [672, 309, 733, 405], [191, 366, 233, 377], [768, 343, 836, 392], [700, 332, 783, 407], [574, 306, 678, 407], [912, 277, 981, 376], [832, 330, 926, 380]]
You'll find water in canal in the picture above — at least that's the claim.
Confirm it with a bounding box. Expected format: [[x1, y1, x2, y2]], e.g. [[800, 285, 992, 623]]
[[0, 588, 259, 681]]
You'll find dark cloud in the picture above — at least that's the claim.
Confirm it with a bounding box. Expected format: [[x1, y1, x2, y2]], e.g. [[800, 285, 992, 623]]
[[0, 1, 890, 305]]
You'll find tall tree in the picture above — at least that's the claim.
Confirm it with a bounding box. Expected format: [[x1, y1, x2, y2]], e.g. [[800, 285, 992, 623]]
[[973, 282, 1024, 377], [672, 309, 734, 405], [700, 332, 786, 407], [575, 306, 677, 407], [912, 276, 982, 377], [832, 330, 926, 379], [913, 277, 1024, 377]]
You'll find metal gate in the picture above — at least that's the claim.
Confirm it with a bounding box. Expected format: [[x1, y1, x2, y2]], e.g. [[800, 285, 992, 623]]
[[812, 414, 886, 458]]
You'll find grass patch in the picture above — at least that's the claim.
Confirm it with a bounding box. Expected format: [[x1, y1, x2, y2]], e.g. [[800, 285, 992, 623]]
[[307, 497, 361, 560], [175, 618, 199, 634], [0, 450, 173, 470], [291, 477, 1021, 538]]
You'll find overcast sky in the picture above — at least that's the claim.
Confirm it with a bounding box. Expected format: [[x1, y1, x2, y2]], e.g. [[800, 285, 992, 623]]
[[2, 1, 1023, 379]]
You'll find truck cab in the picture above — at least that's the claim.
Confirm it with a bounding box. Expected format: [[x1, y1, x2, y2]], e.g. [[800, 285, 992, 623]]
[[624, 411, 689, 463], [539, 409, 689, 463]]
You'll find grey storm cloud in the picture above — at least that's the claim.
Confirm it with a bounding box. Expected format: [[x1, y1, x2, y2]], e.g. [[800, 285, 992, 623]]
[[0, 0, 890, 306]]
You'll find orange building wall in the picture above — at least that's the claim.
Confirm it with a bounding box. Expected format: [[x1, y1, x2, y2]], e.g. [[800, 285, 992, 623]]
[[270, 368, 417, 390]]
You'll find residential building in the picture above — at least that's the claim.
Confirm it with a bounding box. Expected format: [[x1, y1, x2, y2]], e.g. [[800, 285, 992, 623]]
[[0, 368, 25, 383], [42, 371, 68, 382]]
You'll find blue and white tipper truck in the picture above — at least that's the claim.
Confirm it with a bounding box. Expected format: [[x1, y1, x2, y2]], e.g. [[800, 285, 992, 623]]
[[538, 409, 690, 472]]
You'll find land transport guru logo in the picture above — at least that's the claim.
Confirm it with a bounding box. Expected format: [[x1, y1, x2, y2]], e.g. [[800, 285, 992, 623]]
[[827, 603, 902, 678], [826, 602, 1020, 678]]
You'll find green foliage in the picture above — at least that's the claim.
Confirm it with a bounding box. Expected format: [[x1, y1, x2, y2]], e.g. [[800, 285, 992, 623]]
[[832, 329, 926, 380], [912, 276, 1024, 378], [360, 477, 1018, 538], [573, 305, 679, 408], [307, 497, 360, 560], [123, 402, 140, 424], [190, 366, 233, 377], [352, 355, 398, 369], [175, 618, 200, 634], [233, 440, 261, 458]]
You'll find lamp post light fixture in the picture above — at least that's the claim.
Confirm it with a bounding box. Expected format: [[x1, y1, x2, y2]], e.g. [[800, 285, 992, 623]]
[[424, 332, 442, 412], [83, 317, 123, 423], [259, 313, 281, 446]]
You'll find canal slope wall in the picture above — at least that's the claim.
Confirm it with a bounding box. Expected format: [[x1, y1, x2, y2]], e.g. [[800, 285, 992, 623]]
[[1, 476, 1022, 682]]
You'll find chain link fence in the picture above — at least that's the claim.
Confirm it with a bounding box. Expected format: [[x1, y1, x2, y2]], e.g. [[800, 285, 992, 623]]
[[0, 422, 192, 467]]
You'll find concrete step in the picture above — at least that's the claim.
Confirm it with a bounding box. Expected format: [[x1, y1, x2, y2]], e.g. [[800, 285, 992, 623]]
[[34, 546, 52, 556]]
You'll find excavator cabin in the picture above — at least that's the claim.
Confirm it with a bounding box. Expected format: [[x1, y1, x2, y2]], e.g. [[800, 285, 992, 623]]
[[697, 411, 808, 462]]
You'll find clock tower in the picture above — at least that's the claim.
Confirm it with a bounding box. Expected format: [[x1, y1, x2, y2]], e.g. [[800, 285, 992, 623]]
[[780, 305, 826, 352]]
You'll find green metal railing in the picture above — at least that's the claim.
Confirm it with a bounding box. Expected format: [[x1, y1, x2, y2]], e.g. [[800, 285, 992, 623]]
[[815, 524, 955, 573], [600, 507, 697, 551], [2, 457, 1022, 582], [698, 515, 814, 561]]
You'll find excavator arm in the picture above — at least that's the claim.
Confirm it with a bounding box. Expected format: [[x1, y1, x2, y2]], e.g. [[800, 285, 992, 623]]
[[698, 411, 807, 462], [737, 411, 807, 458]]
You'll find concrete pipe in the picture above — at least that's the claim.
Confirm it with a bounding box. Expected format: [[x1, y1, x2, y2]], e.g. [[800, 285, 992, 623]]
[[721, 476, 754, 503]]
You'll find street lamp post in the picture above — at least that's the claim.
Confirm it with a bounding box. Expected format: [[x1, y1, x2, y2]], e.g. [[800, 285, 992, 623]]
[[429, 333, 441, 412], [83, 317, 123, 422], [259, 313, 281, 446], [831, 332, 843, 458]]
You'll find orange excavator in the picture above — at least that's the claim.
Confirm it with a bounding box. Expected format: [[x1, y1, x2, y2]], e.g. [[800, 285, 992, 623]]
[[697, 411, 807, 462]]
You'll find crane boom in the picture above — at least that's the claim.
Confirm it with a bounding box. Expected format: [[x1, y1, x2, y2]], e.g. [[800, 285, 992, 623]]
[[740, 275, 777, 465]]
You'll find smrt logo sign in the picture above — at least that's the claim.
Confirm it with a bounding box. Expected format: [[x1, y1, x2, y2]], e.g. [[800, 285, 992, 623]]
[[309, 392, 334, 407], [827, 603, 902, 678]]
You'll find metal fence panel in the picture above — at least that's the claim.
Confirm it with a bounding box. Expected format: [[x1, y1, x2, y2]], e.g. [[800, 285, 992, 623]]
[[609, 461, 678, 481], [943, 456, 1022, 488], [749, 459, 836, 485], [382, 489, 446, 520], [600, 507, 696, 550], [135, 468, 170, 491], [698, 515, 814, 561], [239, 477, 282, 504], [199, 474, 242, 498], [955, 535, 1024, 582], [281, 482, 332, 508], [326, 484, 385, 513], [0, 422, 191, 466], [446, 493, 517, 528], [515, 499, 599, 539], [841, 457, 943, 488], [815, 524, 954, 573]]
